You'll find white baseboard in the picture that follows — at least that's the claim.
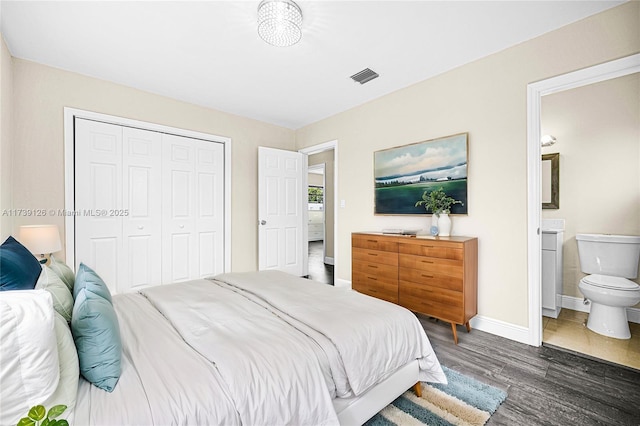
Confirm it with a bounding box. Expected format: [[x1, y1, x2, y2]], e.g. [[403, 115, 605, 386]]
[[561, 295, 640, 324], [335, 278, 351, 289], [324, 256, 335, 265], [469, 315, 531, 345]]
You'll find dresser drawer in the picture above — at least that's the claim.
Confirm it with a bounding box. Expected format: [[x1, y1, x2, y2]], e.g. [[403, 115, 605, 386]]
[[399, 254, 463, 278], [400, 280, 463, 307], [399, 291, 464, 323], [399, 267, 463, 292], [400, 280, 464, 322], [353, 260, 398, 280], [353, 234, 398, 252], [353, 247, 398, 267], [353, 276, 398, 303], [399, 241, 463, 260]]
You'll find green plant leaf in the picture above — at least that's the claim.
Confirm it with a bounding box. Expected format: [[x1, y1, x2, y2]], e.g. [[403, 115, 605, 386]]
[[52, 420, 69, 426], [27, 406, 46, 421], [17, 417, 36, 426], [46, 405, 67, 419], [42, 418, 50, 426]]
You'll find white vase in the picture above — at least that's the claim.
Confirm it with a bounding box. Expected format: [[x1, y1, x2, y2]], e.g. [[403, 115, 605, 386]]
[[430, 214, 439, 235], [438, 213, 452, 236]]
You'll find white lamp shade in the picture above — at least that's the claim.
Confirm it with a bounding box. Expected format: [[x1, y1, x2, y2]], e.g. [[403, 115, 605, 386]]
[[18, 225, 62, 256]]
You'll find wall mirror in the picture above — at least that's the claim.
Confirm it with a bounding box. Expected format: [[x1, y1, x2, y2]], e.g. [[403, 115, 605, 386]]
[[541, 153, 559, 209]]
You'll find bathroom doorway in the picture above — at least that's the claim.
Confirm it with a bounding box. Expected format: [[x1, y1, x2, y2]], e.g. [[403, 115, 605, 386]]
[[528, 55, 640, 369]]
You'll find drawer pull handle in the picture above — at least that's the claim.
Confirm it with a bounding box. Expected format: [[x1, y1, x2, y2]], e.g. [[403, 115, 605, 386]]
[[367, 239, 378, 243], [422, 274, 434, 279], [368, 265, 378, 269], [368, 253, 378, 256], [368, 277, 378, 281], [421, 260, 434, 264]]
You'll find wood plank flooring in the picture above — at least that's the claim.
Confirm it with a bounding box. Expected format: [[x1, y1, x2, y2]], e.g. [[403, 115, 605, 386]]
[[418, 315, 640, 426]]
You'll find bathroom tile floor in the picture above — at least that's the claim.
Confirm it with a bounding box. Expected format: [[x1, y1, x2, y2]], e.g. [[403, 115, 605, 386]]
[[543, 309, 640, 370]]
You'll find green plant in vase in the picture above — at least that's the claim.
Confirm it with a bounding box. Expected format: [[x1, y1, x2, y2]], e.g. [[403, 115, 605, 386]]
[[415, 187, 462, 236]]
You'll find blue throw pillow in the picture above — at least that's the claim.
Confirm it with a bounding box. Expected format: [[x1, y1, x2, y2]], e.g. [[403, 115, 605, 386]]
[[71, 288, 122, 392], [73, 263, 113, 303], [0, 236, 42, 291]]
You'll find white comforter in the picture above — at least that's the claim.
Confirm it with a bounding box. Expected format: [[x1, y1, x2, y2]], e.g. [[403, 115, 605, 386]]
[[74, 271, 445, 426]]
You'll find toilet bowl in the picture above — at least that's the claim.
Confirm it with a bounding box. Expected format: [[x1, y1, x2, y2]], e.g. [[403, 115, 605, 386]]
[[576, 233, 640, 339], [578, 275, 640, 339]]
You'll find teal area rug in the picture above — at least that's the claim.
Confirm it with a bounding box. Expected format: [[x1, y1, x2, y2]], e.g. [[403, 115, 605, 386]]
[[365, 367, 507, 426]]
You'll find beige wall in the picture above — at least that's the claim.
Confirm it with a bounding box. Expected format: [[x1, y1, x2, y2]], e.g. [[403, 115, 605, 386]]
[[542, 73, 640, 307], [0, 34, 13, 241], [11, 59, 295, 272], [308, 150, 335, 259], [295, 2, 640, 326]]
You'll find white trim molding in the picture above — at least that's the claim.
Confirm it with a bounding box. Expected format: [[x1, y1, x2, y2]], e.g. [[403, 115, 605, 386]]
[[324, 256, 335, 266], [335, 278, 351, 289], [526, 53, 640, 346], [469, 315, 531, 345], [63, 107, 232, 273]]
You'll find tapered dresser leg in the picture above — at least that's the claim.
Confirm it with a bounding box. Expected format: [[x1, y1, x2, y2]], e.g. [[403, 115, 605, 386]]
[[465, 321, 471, 333], [451, 323, 458, 344]]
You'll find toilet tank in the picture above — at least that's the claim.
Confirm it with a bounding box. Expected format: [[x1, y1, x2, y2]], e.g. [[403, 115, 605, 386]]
[[576, 234, 640, 278]]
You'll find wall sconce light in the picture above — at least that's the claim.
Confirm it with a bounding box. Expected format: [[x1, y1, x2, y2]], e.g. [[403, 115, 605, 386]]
[[18, 224, 62, 264]]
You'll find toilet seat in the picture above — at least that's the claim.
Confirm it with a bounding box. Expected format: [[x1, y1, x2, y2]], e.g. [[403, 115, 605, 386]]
[[582, 274, 640, 291]]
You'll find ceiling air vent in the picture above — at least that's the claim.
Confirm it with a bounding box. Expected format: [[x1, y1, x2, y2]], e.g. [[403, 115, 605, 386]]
[[350, 68, 379, 85]]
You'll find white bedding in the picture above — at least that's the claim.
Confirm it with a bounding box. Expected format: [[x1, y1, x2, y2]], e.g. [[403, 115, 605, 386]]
[[74, 271, 445, 425]]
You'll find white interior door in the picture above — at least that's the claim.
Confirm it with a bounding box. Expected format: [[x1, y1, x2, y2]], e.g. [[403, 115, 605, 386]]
[[75, 118, 226, 293], [122, 127, 162, 290], [162, 134, 197, 283], [194, 139, 225, 278], [74, 119, 123, 293], [258, 147, 307, 276]]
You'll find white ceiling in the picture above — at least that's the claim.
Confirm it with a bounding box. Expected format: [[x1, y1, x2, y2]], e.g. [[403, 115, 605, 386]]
[[0, 1, 624, 129]]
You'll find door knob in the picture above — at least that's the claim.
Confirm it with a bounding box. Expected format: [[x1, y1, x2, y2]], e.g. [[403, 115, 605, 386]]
[[260, 220, 267, 225], [138, 225, 144, 230], [179, 224, 185, 229]]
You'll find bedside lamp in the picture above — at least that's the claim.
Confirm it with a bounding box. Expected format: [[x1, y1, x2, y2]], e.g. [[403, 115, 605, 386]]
[[18, 224, 62, 264]]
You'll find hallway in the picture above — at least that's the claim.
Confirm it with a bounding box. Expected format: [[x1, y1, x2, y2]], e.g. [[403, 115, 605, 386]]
[[308, 241, 333, 285]]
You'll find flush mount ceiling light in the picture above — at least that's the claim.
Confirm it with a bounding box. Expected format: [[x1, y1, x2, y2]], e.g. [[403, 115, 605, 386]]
[[257, 0, 303, 47], [541, 134, 557, 147]]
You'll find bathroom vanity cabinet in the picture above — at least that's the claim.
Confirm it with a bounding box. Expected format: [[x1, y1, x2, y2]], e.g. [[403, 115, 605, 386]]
[[542, 230, 564, 318]]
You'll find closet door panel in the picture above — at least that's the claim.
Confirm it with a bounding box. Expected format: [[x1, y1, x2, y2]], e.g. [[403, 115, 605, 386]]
[[162, 134, 197, 283], [122, 127, 162, 290], [74, 119, 123, 294], [195, 140, 224, 278]]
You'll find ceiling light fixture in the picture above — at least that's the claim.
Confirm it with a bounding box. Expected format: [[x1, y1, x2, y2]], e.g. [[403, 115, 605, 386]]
[[541, 134, 557, 147], [257, 0, 303, 47]]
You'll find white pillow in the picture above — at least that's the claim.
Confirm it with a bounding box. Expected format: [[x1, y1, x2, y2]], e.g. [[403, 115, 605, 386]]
[[0, 290, 60, 425], [42, 312, 79, 421]]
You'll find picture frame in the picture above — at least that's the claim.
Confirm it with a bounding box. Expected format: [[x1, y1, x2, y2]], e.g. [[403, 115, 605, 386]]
[[374, 133, 468, 215], [542, 153, 559, 209]]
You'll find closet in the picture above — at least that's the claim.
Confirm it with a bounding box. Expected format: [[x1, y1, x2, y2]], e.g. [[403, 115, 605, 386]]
[[74, 118, 225, 294]]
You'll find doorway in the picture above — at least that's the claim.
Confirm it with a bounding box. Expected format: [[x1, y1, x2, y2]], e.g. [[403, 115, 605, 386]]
[[299, 141, 338, 286], [526, 54, 640, 366]]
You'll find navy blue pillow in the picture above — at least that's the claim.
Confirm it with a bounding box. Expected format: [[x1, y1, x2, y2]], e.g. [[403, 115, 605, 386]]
[[0, 236, 42, 291]]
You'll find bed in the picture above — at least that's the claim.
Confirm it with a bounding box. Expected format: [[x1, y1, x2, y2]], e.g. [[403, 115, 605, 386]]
[[2, 265, 446, 426]]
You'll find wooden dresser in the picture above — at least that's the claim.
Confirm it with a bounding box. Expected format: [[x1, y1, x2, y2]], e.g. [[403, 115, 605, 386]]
[[352, 232, 478, 344]]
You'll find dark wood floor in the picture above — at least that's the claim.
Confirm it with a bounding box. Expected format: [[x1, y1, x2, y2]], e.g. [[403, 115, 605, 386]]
[[419, 316, 640, 426], [308, 241, 334, 285]]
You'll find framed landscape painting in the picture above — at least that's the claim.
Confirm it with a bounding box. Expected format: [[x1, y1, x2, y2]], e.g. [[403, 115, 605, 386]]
[[374, 133, 468, 215]]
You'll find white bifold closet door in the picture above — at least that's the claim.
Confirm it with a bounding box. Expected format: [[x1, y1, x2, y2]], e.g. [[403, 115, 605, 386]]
[[74, 118, 224, 294]]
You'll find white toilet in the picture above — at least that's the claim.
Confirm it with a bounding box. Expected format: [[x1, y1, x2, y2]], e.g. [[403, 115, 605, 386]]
[[576, 234, 640, 339]]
